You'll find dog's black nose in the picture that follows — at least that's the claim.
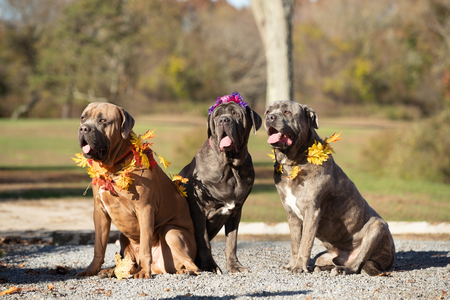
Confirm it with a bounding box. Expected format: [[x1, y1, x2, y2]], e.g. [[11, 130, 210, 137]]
[[266, 114, 277, 122], [79, 124, 91, 134], [219, 116, 231, 125]]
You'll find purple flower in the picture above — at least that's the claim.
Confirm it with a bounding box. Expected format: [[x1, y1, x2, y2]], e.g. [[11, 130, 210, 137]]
[[208, 92, 248, 115]]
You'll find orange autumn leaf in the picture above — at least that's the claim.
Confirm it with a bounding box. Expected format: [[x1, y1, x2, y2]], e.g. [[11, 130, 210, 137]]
[[141, 129, 156, 140], [158, 154, 171, 169], [326, 131, 342, 144], [172, 174, 189, 184], [437, 290, 447, 300], [1, 287, 21, 296]]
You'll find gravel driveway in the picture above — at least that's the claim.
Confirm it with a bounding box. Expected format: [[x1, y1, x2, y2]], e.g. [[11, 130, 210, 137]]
[[0, 238, 449, 299]]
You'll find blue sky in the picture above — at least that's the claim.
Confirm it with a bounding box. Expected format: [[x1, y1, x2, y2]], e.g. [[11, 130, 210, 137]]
[[226, 0, 250, 9]]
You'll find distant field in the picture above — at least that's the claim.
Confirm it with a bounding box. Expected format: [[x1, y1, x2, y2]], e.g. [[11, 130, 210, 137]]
[[0, 115, 449, 223]]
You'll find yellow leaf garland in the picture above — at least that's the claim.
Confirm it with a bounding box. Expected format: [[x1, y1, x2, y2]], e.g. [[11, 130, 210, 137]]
[[72, 153, 90, 168], [307, 141, 333, 165], [270, 132, 342, 179], [268, 150, 276, 162], [73, 129, 181, 193], [287, 166, 301, 179], [276, 164, 283, 174], [172, 174, 189, 197]]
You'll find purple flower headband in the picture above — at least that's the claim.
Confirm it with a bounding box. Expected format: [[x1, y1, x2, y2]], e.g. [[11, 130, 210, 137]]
[[208, 92, 248, 115]]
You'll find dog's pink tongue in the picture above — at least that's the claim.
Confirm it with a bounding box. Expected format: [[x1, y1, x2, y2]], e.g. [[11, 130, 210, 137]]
[[220, 136, 232, 150], [82, 144, 91, 154], [267, 132, 282, 144]]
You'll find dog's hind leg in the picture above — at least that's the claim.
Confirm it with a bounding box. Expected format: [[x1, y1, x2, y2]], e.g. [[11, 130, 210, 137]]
[[162, 226, 201, 275], [331, 218, 395, 276], [313, 250, 336, 272]]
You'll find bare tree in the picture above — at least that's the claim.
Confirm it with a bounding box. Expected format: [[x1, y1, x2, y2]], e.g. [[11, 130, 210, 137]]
[[251, 0, 295, 106]]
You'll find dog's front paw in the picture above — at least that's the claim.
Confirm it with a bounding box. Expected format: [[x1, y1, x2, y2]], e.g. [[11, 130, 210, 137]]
[[76, 267, 100, 277], [200, 260, 222, 274], [290, 266, 310, 274], [331, 266, 354, 276], [133, 269, 152, 279], [228, 262, 249, 274]]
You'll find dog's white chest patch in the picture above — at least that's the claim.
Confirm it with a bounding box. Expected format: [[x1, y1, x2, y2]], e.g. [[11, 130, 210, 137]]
[[98, 189, 111, 215], [220, 202, 235, 215], [285, 187, 303, 221]]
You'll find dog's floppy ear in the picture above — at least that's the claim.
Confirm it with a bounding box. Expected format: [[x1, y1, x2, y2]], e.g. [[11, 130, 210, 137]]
[[246, 106, 262, 135], [207, 113, 213, 139], [120, 107, 135, 139], [302, 104, 319, 129]]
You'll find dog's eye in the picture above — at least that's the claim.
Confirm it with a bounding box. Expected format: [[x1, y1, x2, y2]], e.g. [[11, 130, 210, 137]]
[[232, 111, 239, 116], [284, 110, 291, 115], [99, 119, 107, 124], [80, 116, 85, 122]]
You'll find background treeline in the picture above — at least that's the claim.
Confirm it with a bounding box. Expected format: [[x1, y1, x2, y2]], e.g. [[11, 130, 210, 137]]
[[1, 0, 450, 119], [1, 0, 450, 183]]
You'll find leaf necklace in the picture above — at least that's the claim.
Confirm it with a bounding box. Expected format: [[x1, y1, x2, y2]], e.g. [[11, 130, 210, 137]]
[[268, 132, 342, 179], [73, 129, 188, 196]]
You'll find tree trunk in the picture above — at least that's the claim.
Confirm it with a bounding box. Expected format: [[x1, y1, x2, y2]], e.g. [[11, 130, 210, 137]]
[[251, 0, 294, 106], [10, 90, 40, 119]]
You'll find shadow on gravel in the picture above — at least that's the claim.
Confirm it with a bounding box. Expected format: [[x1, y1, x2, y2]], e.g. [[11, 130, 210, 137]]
[[158, 290, 308, 300], [392, 250, 450, 271]]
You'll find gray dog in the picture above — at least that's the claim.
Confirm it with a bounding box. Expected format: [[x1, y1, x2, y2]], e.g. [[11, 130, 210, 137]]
[[179, 93, 262, 274], [264, 100, 395, 276]]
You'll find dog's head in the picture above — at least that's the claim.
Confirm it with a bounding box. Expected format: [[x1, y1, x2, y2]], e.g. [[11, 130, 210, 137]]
[[207, 95, 261, 165], [78, 102, 135, 167], [264, 100, 318, 162]]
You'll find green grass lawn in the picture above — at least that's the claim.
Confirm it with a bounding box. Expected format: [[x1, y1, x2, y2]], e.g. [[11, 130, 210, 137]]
[[1, 115, 449, 222]]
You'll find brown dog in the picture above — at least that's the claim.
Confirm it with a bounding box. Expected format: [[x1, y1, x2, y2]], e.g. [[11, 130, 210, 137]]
[[75, 102, 200, 279], [265, 100, 395, 276]]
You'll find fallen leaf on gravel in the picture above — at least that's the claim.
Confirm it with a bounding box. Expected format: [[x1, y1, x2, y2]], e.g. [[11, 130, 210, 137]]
[[113, 253, 133, 280], [1, 287, 21, 295], [106, 290, 112, 297], [140, 293, 148, 296], [166, 288, 170, 292], [375, 272, 391, 277], [437, 290, 447, 299], [185, 293, 192, 297], [47, 284, 54, 291], [18, 262, 26, 268]]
